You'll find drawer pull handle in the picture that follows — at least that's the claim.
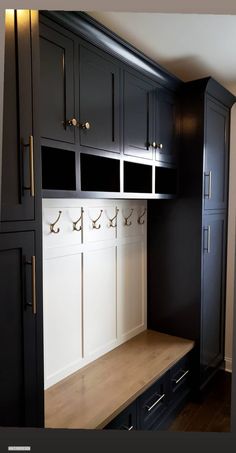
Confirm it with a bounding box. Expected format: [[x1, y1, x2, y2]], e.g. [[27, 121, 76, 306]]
[[204, 171, 212, 199], [145, 393, 165, 412], [172, 369, 189, 385], [121, 425, 134, 431]]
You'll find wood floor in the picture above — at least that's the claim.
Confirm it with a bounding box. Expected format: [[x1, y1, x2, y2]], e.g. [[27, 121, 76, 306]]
[[169, 371, 231, 432]]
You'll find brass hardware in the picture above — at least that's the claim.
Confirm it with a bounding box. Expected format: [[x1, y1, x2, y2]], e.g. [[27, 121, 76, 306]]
[[108, 208, 119, 228], [123, 208, 134, 227], [137, 208, 147, 225], [65, 119, 91, 130], [152, 142, 163, 149], [91, 209, 103, 229], [50, 211, 62, 234], [66, 118, 79, 127], [31, 256, 37, 315], [23, 135, 35, 197], [81, 121, 91, 130], [172, 369, 189, 384], [207, 225, 211, 253], [145, 393, 165, 412], [204, 171, 212, 199], [25, 255, 37, 315], [73, 208, 84, 232]]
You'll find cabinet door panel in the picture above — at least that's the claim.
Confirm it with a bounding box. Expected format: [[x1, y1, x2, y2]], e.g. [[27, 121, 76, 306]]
[[201, 213, 226, 380], [155, 89, 177, 163], [1, 10, 34, 222], [79, 46, 120, 153], [39, 23, 75, 144], [124, 71, 154, 160], [0, 232, 38, 426], [204, 98, 229, 210]]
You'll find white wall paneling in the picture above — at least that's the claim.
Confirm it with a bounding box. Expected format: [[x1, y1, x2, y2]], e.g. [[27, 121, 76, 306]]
[[43, 199, 147, 389]]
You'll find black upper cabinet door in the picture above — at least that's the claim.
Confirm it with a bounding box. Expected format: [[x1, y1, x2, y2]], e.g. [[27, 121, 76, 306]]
[[203, 97, 229, 211], [39, 22, 76, 145], [123, 71, 155, 160], [0, 232, 39, 427], [155, 89, 177, 164], [79, 45, 120, 154], [201, 213, 226, 384], [1, 10, 35, 223]]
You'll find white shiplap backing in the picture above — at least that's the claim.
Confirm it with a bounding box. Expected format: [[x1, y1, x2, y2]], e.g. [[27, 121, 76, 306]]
[[43, 199, 147, 389]]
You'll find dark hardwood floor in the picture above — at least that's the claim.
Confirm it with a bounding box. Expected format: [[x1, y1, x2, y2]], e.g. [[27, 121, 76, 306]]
[[169, 371, 231, 432]]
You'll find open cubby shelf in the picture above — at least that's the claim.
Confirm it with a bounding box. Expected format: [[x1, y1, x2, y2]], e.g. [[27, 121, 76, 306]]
[[80, 153, 120, 192], [155, 166, 177, 195], [124, 161, 152, 194], [42, 146, 76, 191]]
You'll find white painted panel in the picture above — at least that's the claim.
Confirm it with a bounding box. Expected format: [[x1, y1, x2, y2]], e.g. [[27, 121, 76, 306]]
[[43, 207, 82, 248], [83, 206, 117, 243], [83, 246, 117, 356], [43, 253, 82, 387], [118, 241, 146, 339]]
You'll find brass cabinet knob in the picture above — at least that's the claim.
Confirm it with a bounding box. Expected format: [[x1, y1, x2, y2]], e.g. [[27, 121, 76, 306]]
[[152, 142, 163, 149], [81, 121, 91, 130], [67, 118, 79, 127]]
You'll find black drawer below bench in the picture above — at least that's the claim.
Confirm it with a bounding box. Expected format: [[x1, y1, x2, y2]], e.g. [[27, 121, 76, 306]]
[[104, 350, 193, 431]]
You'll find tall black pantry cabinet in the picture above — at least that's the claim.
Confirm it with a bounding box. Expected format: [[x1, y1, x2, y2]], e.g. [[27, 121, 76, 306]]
[[148, 78, 235, 390], [0, 10, 44, 427]]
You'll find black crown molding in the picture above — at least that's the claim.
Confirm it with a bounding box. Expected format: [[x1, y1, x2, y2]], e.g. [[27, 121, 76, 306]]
[[40, 10, 182, 91]]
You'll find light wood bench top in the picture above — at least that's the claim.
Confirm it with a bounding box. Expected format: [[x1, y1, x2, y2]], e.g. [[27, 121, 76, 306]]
[[45, 330, 194, 429]]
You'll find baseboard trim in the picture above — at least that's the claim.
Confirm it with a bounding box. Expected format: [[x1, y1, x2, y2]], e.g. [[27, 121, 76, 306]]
[[224, 357, 232, 373]]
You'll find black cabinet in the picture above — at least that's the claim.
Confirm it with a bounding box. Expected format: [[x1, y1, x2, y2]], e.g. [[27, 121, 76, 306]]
[[155, 89, 177, 164], [79, 45, 121, 154], [0, 232, 40, 427], [1, 10, 44, 428], [203, 97, 229, 211], [201, 213, 226, 383], [1, 10, 35, 223], [123, 70, 155, 160], [105, 401, 137, 430], [148, 78, 235, 391], [39, 21, 76, 145]]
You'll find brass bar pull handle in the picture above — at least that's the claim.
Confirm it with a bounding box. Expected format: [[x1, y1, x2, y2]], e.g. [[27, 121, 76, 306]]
[[207, 225, 211, 253], [204, 226, 211, 253], [29, 135, 35, 197], [31, 256, 37, 315], [137, 208, 147, 225], [50, 211, 62, 234], [172, 369, 189, 385], [23, 135, 35, 197], [204, 171, 212, 199], [145, 393, 165, 412]]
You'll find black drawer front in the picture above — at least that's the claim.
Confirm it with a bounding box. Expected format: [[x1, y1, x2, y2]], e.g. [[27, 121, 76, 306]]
[[104, 401, 137, 430], [169, 353, 192, 401], [138, 375, 169, 430]]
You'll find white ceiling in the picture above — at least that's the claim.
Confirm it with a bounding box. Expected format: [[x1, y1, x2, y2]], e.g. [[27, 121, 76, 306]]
[[88, 12, 236, 95]]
